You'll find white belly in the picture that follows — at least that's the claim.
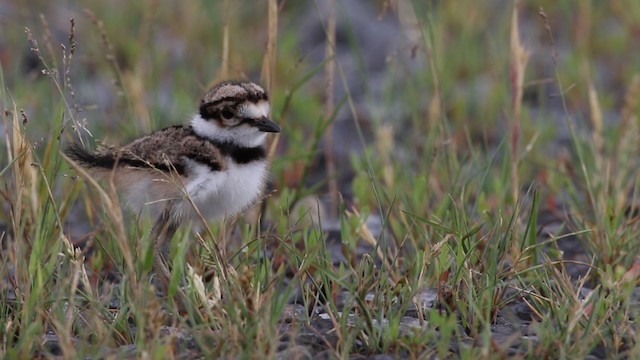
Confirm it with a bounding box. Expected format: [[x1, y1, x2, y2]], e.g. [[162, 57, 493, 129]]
[[178, 160, 268, 222]]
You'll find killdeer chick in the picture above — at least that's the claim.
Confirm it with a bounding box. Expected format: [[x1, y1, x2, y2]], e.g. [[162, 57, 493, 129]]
[[65, 80, 280, 310]]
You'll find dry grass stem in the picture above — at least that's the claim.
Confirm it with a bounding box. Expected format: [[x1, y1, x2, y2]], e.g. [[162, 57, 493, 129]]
[[324, 0, 338, 217], [509, 0, 530, 204]]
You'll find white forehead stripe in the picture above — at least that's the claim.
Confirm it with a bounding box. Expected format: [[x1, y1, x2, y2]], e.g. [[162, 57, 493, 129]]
[[240, 101, 270, 119]]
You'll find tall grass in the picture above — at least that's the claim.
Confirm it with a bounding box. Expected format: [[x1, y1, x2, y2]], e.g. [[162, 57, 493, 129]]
[[1, 1, 640, 358]]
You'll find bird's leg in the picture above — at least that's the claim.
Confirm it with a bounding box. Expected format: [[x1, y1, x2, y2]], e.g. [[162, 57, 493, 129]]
[[149, 210, 188, 311]]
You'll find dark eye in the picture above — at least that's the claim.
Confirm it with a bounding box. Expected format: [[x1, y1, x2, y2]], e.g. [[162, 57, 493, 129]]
[[220, 108, 234, 120]]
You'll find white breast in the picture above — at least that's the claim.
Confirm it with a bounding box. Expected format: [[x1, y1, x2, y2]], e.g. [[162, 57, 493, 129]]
[[175, 159, 268, 222]]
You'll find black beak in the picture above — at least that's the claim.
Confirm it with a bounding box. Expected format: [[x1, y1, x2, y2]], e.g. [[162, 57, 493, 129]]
[[255, 116, 280, 133]]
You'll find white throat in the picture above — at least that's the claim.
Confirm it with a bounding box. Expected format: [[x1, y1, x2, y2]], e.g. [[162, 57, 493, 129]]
[[191, 114, 267, 148]]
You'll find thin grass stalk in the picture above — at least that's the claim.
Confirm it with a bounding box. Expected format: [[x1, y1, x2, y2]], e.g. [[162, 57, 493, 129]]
[[38, 15, 58, 71], [614, 74, 639, 209], [61, 154, 140, 303], [539, 8, 597, 212], [586, 75, 608, 254], [509, 0, 529, 204], [261, 0, 278, 95], [587, 76, 603, 174], [84, 10, 134, 136], [263, 0, 280, 160], [324, 0, 338, 217], [220, 0, 230, 79], [417, 2, 443, 130], [11, 107, 39, 232]]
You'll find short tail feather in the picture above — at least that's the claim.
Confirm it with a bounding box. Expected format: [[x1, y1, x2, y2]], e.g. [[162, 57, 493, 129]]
[[64, 143, 117, 169]]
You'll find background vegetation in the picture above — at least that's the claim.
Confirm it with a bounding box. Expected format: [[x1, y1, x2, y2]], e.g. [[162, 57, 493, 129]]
[[1, 0, 640, 358]]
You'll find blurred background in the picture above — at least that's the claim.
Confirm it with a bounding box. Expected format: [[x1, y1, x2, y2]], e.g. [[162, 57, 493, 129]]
[[3, 1, 640, 357], [3, 0, 640, 270], [2, 0, 639, 195], [2, 0, 639, 191]]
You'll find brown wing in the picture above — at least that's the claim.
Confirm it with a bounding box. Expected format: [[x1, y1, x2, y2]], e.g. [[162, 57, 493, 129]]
[[120, 126, 226, 175], [65, 125, 225, 175]]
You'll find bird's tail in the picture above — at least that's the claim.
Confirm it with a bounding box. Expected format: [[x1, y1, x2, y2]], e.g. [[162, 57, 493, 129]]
[[64, 143, 117, 169]]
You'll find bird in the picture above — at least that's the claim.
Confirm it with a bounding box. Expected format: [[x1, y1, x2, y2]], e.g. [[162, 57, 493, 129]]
[[65, 80, 280, 310]]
